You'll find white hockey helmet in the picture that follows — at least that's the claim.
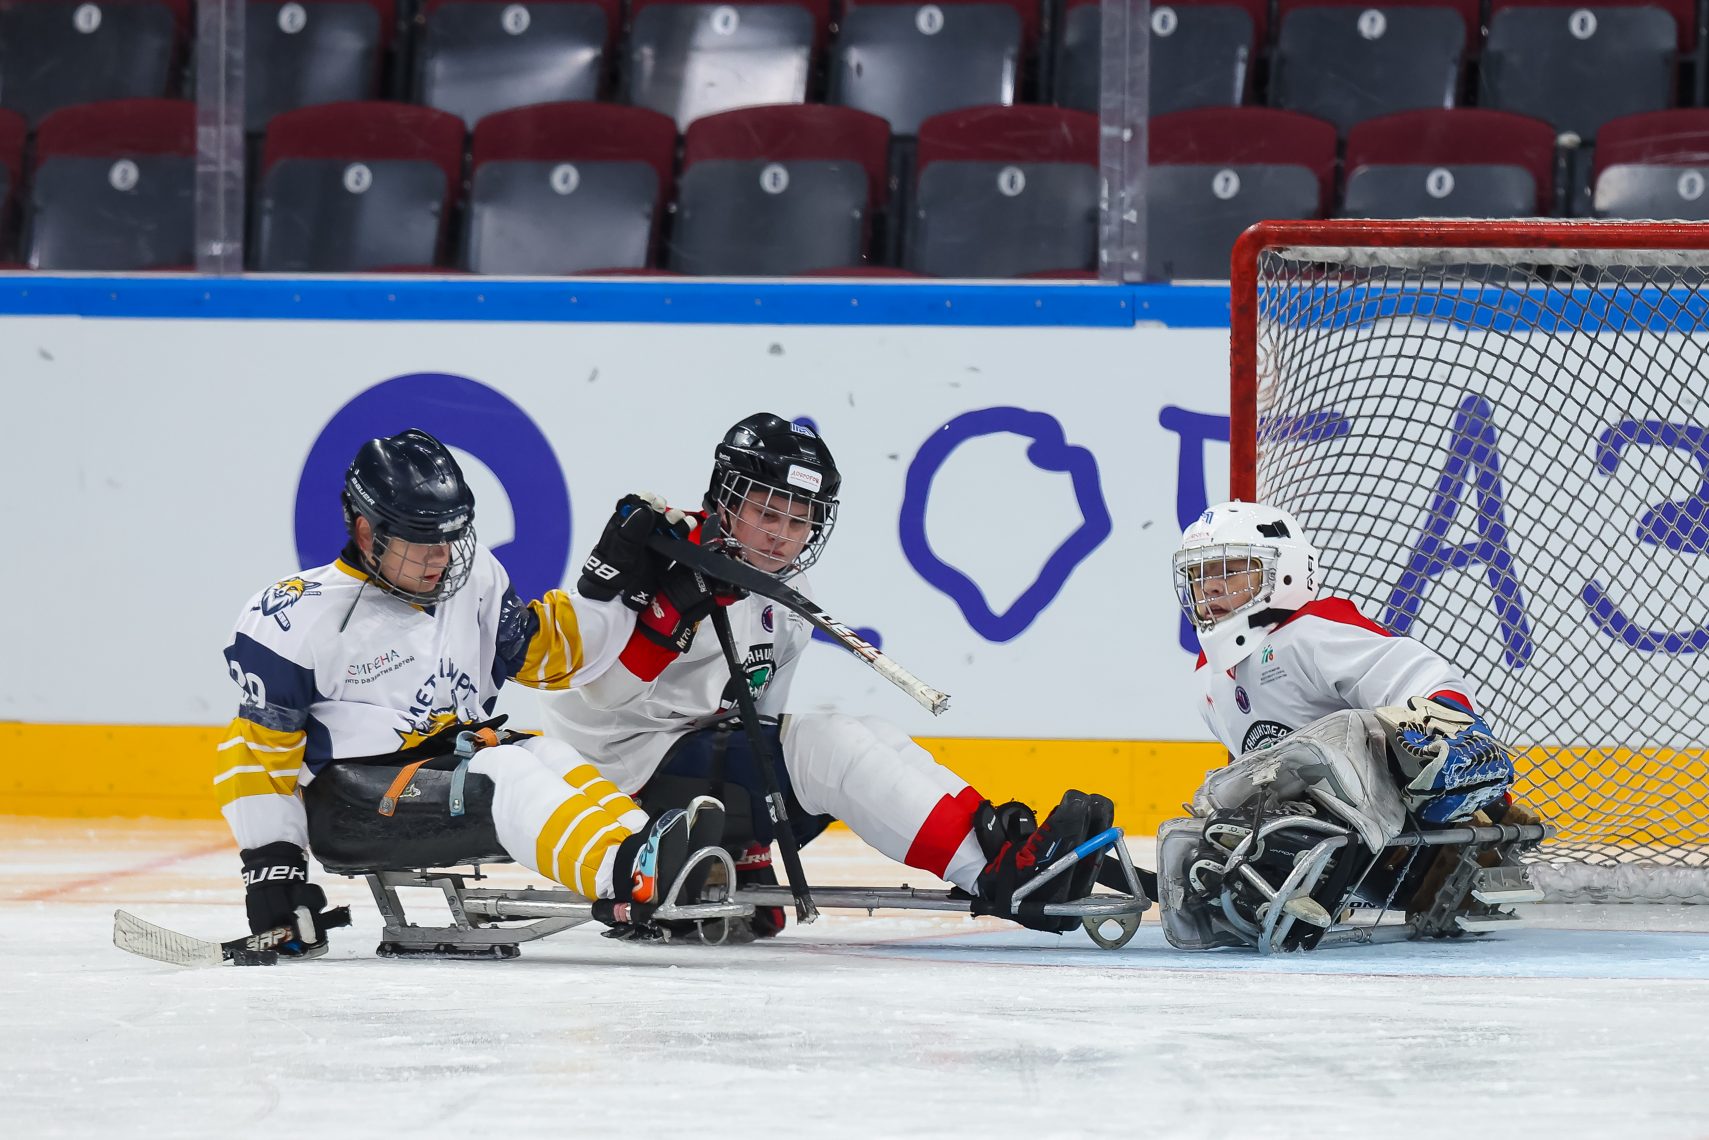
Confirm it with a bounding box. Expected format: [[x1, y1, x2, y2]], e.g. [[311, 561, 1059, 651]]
[[1173, 501, 1318, 671]]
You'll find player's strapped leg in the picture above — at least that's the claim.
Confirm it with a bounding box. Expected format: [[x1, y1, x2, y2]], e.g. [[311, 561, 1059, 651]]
[[468, 742, 649, 899], [780, 713, 988, 893]]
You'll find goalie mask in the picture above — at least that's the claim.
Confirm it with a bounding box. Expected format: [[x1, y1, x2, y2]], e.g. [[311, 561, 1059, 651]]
[[704, 413, 840, 580], [342, 428, 477, 604], [1173, 501, 1318, 671]]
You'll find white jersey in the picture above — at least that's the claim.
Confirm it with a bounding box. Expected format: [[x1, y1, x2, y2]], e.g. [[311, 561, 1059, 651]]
[[216, 546, 632, 851], [540, 578, 816, 793], [1196, 596, 1476, 757]]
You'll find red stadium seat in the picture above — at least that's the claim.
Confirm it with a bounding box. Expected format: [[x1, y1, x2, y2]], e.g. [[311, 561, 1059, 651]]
[[667, 104, 890, 275], [414, 0, 619, 128], [1056, 0, 1266, 115], [246, 0, 395, 133], [905, 104, 1098, 278], [24, 98, 195, 270], [1148, 106, 1336, 279], [0, 0, 187, 124], [624, 0, 829, 129], [464, 102, 679, 274], [1591, 109, 1709, 219], [254, 101, 466, 272], [830, 0, 1037, 135], [1342, 109, 1557, 217]]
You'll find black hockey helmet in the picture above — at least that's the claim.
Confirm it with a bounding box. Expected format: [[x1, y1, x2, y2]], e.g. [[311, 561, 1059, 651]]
[[1184, 800, 1361, 952], [704, 413, 841, 579], [341, 428, 477, 603]]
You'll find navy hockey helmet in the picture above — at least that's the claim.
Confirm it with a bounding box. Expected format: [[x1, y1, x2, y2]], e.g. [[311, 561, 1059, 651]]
[[704, 413, 841, 579], [341, 428, 477, 603]]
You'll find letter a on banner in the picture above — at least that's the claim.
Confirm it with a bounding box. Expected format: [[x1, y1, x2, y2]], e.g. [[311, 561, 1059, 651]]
[[1383, 394, 1534, 668]]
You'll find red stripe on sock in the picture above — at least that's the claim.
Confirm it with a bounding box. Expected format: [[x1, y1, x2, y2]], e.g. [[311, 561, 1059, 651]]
[[904, 786, 984, 878]]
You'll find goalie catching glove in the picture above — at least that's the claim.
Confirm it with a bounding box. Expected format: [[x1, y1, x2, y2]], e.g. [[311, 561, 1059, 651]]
[[1376, 696, 1515, 824]]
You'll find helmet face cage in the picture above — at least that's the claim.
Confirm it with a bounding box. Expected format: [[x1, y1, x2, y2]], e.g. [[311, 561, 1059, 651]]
[[1172, 542, 1279, 633], [359, 522, 478, 605], [711, 469, 838, 580]]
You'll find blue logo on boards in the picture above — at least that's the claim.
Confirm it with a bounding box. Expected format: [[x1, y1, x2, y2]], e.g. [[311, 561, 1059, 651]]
[[294, 373, 572, 602], [899, 407, 1111, 643]]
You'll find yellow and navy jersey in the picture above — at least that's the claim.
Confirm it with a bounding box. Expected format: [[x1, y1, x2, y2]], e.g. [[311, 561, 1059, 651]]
[[214, 545, 633, 852]]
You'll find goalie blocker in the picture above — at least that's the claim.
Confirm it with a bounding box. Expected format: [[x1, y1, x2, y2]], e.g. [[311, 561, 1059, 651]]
[[1157, 707, 1552, 954]]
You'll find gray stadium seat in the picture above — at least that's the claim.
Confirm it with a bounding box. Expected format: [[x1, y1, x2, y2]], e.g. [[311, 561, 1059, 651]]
[[246, 0, 391, 133], [1340, 109, 1557, 218], [462, 102, 679, 274], [667, 104, 890, 275], [24, 99, 195, 270], [829, 0, 1035, 135], [1592, 109, 1709, 219], [1480, 0, 1688, 141], [414, 0, 617, 128], [252, 102, 466, 271], [1147, 106, 1336, 280], [904, 105, 1098, 277], [624, 0, 826, 129], [1055, 0, 1264, 116], [1269, 0, 1473, 133], [0, 0, 183, 125]]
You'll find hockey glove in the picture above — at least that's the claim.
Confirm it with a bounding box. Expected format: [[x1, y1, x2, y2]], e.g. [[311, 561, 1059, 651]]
[[240, 841, 329, 955], [618, 561, 746, 681], [578, 493, 697, 611], [1377, 696, 1515, 824]]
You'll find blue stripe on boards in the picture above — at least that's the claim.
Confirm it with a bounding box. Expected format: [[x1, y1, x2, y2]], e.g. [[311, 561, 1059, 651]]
[[0, 275, 1234, 328]]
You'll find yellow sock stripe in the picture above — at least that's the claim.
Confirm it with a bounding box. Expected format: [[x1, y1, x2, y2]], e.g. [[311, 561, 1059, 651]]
[[534, 796, 597, 882], [562, 763, 632, 811], [557, 816, 632, 902], [212, 766, 300, 806], [520, 590, 586, 690]]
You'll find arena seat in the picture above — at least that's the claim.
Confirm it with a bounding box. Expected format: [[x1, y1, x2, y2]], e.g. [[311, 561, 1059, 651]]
[[23, 98, 194, 270], [463, 102, 678, 274], [246, 0, 393, 133], [903, 104, 1097, 278], [624, 0, 827, 129], [1055, 0, 1264, 115], [1591, 109, 1709, 219], [414, 0, 618, 128], [1480, 0, 1688, 141], [1341, 108, 1557, 218], [1147, 106, 1336, 280], [253, 101, 465, 271], [666, 104, 889, 275], [829, 0, 1035, 136], [0, 108, 23, 258], [1269, 0, 1474, 132], [0, 0, 185, 125]]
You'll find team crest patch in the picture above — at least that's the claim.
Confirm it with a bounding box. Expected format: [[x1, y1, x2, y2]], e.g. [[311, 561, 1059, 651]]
[[1241, 720, 1292, 753], [1234, 686, 1251, 714], [256, 577, 322, 631], [761, 604, 775, 633]]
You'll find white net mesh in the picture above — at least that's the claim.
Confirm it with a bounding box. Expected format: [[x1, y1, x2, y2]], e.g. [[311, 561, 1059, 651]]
[[1246, 229, 1709, 902]]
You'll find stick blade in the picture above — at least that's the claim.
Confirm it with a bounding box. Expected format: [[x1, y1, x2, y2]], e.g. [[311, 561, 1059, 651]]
[[113, 909, 225, 968]]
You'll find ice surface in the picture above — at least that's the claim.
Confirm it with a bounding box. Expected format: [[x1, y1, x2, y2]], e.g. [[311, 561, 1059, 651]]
[[5, 818, 1709, 1139]]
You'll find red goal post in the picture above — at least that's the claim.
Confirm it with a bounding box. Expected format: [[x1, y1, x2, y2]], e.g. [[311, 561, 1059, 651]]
[[1230, 219, 1709, 903]]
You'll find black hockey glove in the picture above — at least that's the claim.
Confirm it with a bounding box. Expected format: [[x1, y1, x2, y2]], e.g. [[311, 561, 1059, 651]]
[[618, 561, 747, 681], [240, 842, 328, 952], [578, 493, 696, 611]]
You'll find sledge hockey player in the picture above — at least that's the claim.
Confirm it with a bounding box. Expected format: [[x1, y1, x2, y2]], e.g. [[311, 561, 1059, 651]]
[[541, 412, 1116, 938], [1158, 500, 1541, 951], [216, 428, 725, 957]]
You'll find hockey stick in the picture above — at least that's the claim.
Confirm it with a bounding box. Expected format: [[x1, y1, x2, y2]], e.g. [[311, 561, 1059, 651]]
[[113, 906, 352, 968], [648, 534, 951, 716], [704, 596, 818, 925]]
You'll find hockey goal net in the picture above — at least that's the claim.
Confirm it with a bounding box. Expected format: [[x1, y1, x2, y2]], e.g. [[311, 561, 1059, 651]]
[[1232, 220, 1709, 904]]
